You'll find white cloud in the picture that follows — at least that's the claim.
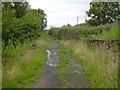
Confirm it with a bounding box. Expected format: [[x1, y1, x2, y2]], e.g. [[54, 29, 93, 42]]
[[28, 0, 91, 28]]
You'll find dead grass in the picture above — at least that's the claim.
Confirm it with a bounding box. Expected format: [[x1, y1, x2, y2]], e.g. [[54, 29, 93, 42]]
[[7, 64, 22, 80], [36, 38, 46, 46]]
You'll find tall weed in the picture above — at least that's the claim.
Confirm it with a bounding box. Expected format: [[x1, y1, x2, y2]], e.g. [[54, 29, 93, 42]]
[[2, 37, 48, 88], [59, 40, 118, 88]]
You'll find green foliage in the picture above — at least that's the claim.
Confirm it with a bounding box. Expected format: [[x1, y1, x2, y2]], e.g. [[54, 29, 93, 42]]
[[61, 23, 72, 28], [2, 2, 48, 88], [2, 9, 16, 41], [59, 40, 118, 88], [0, 12, 1, 36], [65, 23, 71, 27], [58, 65, 70, 74], [41, 34, 53, 45], [2, 39, 31, 65], [94, 22, 119, 40], [48, 21, 118, 40], [2, 2, 29, 18], [2, 37, 48, 88], [86, 2, 120, 26], [57, 49, 71, 74], [2, 2, 47, 45], [13, 2, 29, 18]]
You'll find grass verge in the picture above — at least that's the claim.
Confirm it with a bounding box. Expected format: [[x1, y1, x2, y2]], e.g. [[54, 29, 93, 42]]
[[59, 40, 118, 88], [2, 37, 48, 88]]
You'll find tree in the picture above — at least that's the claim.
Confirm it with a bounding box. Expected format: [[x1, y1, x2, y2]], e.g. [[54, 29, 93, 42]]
[[13, 2, 30, 18], [2, 3, 47, 45], [66, 23, 71, 27], [2, 9, 16, 41], [2, 2, 30, 18], [86, 2, 120, 26], [37, 8, 47, 30]]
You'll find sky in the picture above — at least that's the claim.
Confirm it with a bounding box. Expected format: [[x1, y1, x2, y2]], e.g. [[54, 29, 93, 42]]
[[28, 0, 92, 29]]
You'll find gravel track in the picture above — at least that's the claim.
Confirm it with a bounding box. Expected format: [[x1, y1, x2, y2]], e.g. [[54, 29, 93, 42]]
[[31, 37, 89, 88]]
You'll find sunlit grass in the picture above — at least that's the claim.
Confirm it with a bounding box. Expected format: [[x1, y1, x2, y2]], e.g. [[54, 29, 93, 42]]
[[59, 40, 118, 88]]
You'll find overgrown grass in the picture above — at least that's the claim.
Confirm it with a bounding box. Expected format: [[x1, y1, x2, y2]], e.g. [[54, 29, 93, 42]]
[[94, 22, 119, 40], [2, 37, 48, 88], [59, 40, 118, 88], [0, 42, 2, 89], [57, 49, 71, 74], [41, 34, 53, 45]]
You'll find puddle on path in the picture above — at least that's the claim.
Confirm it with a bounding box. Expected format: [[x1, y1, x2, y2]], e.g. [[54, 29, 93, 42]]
[[31, 43, 62, 88], [46, 50, 59, 67], [31, 39, 89, 88]]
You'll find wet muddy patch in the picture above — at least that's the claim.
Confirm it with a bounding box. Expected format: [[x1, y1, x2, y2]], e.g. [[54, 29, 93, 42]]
[[57, 49, 89, 88], [31, 42, 62, 88], [31, 39, 89, 88]]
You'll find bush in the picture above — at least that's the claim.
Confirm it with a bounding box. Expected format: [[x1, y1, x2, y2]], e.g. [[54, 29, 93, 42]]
[[2, 8, 47, 45], [48, 21, 118, 40]]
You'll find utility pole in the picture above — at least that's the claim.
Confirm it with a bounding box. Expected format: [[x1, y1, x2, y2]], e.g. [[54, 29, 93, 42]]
[[85, 11, 86, 23], [77, 16, 79, 25]]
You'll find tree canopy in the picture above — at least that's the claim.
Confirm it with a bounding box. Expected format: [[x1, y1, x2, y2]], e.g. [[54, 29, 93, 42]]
[[2, 2, 30, 18], [2, 2, 47, 45], [86, 2, 120, 26]]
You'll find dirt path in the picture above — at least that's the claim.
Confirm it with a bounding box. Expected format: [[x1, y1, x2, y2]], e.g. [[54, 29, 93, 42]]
[[31, 36, 89, 88]]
